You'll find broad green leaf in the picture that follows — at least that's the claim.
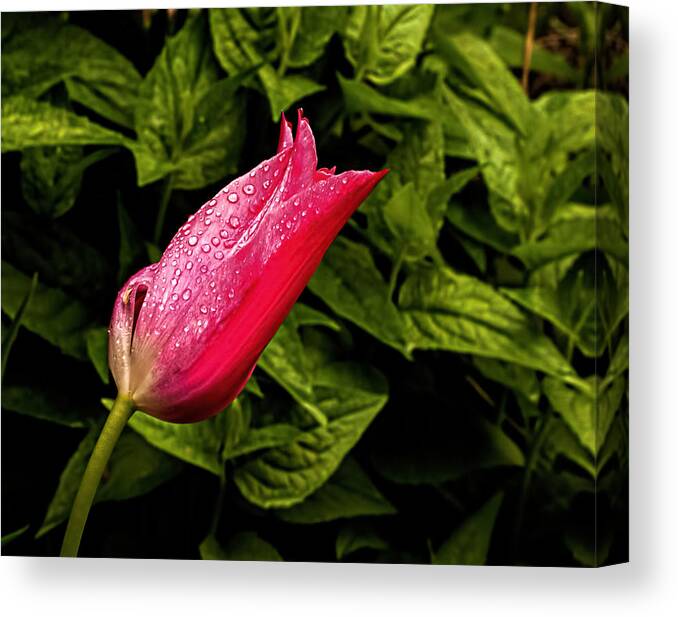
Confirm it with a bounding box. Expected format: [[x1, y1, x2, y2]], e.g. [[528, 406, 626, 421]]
[[1, 18, 141, 128], [336, 521, 388, 560], [1, 96, 126, 152], [431, 492, 503, 565], [258, 303, 339, 425], [372, 404, 524, 485], [435, 31, 532, 134], [473, 357, 540, 405], [1, 271, 37, 378], [1, 262, 93, 359], [209, 8, 268, 75], [446, 199, 518, 253], [543, 376, 625, 456], [20, 146, 117, 218], [128, 409, 229, 476], [535, 91, 596, 154], [1, 384, 100, 428], [37, 427, 180, 538], [133, 15, 245, 189], [503, 254, 628, 358], [283, 6, 347, 69], [276, 457, 396, 524], [234, 362, 388, 508], [398, 266, 576, 380], [382, 182, 437, 260], [427, 166, 479, 229], [489, 26, 579, 81], [85, 327, 110, 384], [258, 66, 325, 121], [605, 334, 629, 386], [308, 237, 410, 355], [230, 423, 301, 459], [344, 4, 434, 85], [200, 532, 282, 562], [512, 205, 628, 269], [455, 232, 487, 273]]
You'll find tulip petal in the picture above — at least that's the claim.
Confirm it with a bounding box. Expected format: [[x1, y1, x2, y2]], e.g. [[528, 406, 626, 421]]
[[277, 112, 294, 152], [137, 168, 387, 421]]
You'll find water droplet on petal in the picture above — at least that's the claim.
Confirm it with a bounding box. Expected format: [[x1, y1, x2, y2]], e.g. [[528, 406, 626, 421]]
[[182, 289, 192, 301], [341, 177, 348, 185], [229, 216, 240, 228], [209, 199, 217, 207], [243, 184, 255, 195], [273, 169, 280, 178], [201, 244, 211, 253], [263, 164, 270, 172], [211, 237, 220, 247], [285, 220, 292, 229], [227, 193, 238, 203], [188, 236, 198, 246], [205, 218, 212, 226], [200, 265, 208, 273], [263, 180, 271, 189], [214, 251, 224, 260], [200, 305, 208, 314], [228, 288, 235, 299]]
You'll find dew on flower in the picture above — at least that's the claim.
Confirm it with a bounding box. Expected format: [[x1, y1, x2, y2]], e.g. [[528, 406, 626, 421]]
[[186, 261, 193, 270], [188, 236, 198, 246], [243, 184, 255, 195], [201, 244, 211, 253], [229, 216, 240, 228], [211, 237, 220, 247], [227, 193, 238, 203], [182, 289, 192, 301], [214, 251, 224, 260]]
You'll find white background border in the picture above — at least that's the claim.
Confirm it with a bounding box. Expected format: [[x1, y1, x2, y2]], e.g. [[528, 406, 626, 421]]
[[2, 0, 677, 615]]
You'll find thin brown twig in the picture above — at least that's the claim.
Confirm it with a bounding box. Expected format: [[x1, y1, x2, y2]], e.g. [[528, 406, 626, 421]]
[[522, 2, 539, 94]]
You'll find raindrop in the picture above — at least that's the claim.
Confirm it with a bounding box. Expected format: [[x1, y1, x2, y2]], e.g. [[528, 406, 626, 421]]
[[214, 251, 224, 260], [219, 229, 229, 239], [186, 261, 193, 270], [201, 244, 211, 253], [188, 236, 198, 246], [200, 305, 208, 314], [174, 268, 181, 276], [171, 293, 179, 301], [228, 288, 235, 299], [263, 164, 270, 172], [205, 218, 212, 226], [170, 278, 178, 287], [229, 216, 240, 228], [263, 180, 271, 189], [273, 169, 280, 178], [200, 265, 208, 273], [209, 199, 217, 207], [227, 193, 238, 203], [293, 198, 300, 206], [341, 177, 348, 185], [243, 184, 255, 195], [211, 237, 220, 247], [250, 170, 256, 177], [285, 221, 292, 229], [182, 289, 192, 301]]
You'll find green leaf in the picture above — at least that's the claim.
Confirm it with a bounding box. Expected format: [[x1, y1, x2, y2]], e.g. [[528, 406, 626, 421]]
[[1, 384, 100, 428], [1, 18, 141, 128], [446, 199, 519, 253], [20, 146, 117, 218], [258, 303, 339, 426], [336, 521, 388, 560], [372, 404, 524, 485], [543, 376, 625, 457], [398, 266, 576, 380], [1, 96, 126, 152], [489, 26, 579, 82], [234, 362, 388, 508], [37, 427, 180, 538], [382, 182, 437, 260], [308, 237, 410, 355], [427, 166, 479, 228], [276, 457, 396, 524], [431, 492, 503, 565], [473, 357, 540, 405], [344, 5, 434, 85], [435, 31, 532, 134], [258, 66, 325, 121], [503, 254, 628, 358], [1, 524, 30, 547], [209, 8, 268, 75], [282, 6, 348, 69], [85, 327, 109, 384], [128, 410, 229, 476], [133, 15, 245, 189], [1, 271, 37, 378], [535, 91, 596, 154], [512, 205, 628, 269], [1, 262, 93, 359], [200, 532, 282, 562]]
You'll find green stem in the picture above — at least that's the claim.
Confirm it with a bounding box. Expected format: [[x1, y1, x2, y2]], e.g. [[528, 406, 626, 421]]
[[60, 394, 135, 557], [153, 174, 174, 245], [209, 472, 228, 536]]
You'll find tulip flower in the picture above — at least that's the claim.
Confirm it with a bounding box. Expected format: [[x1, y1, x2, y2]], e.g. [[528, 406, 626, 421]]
[[60, 110, 387, 557]]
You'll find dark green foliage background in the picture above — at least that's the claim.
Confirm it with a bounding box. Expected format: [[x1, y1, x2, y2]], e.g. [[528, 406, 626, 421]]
[[1, 3, 628, 566]]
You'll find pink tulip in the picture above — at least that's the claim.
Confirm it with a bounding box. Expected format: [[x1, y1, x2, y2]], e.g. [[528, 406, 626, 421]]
[[108, 110, 388, 423]]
